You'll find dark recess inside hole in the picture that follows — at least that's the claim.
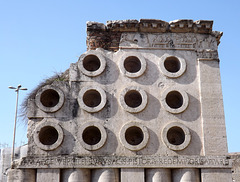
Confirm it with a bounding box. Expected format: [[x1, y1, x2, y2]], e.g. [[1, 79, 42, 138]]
[[124, 90, 142, 108], [125, 126, 144, 145], [167, 126, 185, 145], [40, 89, 60, 107], [39, 126, 59, 145], [166, 91, 183, 109], [124, 56, 141, 73], [82, 126, 101, 145], [83, 90, 101, 107], [83, 55, 101, 72], [164, 57, 180, 73]]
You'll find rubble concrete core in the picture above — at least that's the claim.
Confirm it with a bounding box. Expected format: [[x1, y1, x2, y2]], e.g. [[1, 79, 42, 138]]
[[1, 19, 239, 182]]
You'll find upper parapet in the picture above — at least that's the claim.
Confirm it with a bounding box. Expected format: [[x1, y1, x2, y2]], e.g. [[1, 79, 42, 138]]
[[88, 19, 214, 33], [86, 19, 222, 51]]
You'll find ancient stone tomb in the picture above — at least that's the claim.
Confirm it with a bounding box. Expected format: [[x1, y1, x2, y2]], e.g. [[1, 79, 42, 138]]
[[8, 19, 232, 182]]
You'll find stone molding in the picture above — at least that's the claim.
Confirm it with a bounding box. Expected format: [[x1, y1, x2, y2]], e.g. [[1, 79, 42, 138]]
[[162, 122, 191, 151], [35, 85, 65, 113], [119, 86, 148, 113], [88, 19, 215, 34], [78, 50, 106, 77], [78, 85, 107, 113], [119, 32, 219, 52], [118, 52, 147, 78], [33, 119, 64, 151], [119, 122, 149, 151], [159, 54, 186, 78], [17, 155, 232, 169], [161, 87, 189, 114], [86, 19, 222, 52], [78, 121, 107, 151]]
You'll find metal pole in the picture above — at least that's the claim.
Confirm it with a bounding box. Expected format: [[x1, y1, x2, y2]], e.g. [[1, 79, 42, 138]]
[[9, 84, 27, 168], [11, 86, 19, 165]]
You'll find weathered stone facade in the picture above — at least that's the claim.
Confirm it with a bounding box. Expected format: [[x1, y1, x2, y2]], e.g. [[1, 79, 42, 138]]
[[230, 153, 240, 182], [5, 19, 237, 181]]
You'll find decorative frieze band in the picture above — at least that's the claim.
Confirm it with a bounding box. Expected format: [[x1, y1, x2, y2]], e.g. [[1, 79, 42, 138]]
[[18, 155, 232, 169], [197, 50, 219, 59], [86, 19, 222, 52], [119, 33, 218, 51]]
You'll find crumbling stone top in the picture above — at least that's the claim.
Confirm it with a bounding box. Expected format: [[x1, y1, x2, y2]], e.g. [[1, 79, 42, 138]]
[[86, 19, 222, 51], [88, 19, 214, 33]]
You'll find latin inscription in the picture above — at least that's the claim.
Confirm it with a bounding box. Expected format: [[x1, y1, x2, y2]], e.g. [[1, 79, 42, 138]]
[[18, 155, 231, 169]]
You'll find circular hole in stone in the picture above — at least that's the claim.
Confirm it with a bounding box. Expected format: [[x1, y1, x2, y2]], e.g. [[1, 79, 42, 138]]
[[124, 56, 141, 73], [125, 126, 144, 145], [83, 90, 101, 107], [166, 91, 183, 109], [40, 89, 60, 107], [124, 90, 142, 108], [82, 126, 101, 145], [164, 56, 181, 73], [83, 55, 101, 72], [167, 126, 185, 145], [39, 126, 59, 145]]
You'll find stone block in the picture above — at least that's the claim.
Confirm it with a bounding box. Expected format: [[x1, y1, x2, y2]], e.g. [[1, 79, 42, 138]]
[[7, 169, 35, 182], [36, 169, 60, 182], [121, 168, 144, 182], [201, 168, 232, 182]]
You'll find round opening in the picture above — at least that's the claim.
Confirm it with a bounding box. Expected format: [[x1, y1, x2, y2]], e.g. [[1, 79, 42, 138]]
[[83, 55, 101, 72], [167, 126, 185, 145], [162, 122, 191, 150], [166, 91, 183, 109], [83, 90, 101, 107], [124, 56, 141, 73], [125, 126, 144, 145], [124, 90, 142, 108], [79, 122, 107, 150], [120, 122, 149, 151], [39, 126, 59, 146], [82, 126, 101, 145], [40, 89, 60, 107], [164, 57, 180, 73]]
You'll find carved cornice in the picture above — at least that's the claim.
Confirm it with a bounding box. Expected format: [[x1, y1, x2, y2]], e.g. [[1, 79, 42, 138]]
[[86, 19, 222, 52], [88, 19, 220, 35]]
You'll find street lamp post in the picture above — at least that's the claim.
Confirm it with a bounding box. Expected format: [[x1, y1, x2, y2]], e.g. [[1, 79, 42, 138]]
[[9, 84, 27, 167]]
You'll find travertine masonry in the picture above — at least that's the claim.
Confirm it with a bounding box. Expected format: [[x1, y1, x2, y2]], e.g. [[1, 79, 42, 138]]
[[230, 153, 240, 182], [6, 19, 234, 182], [86, 19, 222, 51]]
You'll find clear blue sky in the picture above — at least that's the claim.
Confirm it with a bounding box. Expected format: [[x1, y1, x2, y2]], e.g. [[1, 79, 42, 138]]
[[0, 0, 239, 152]]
